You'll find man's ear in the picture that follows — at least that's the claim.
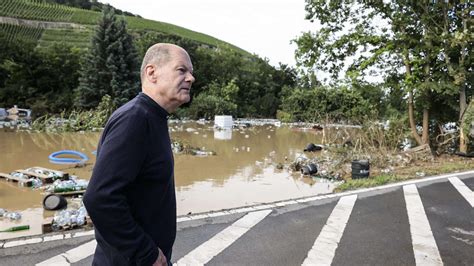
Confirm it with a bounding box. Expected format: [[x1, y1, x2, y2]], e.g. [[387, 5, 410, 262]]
[[145, 64, 157, 83]]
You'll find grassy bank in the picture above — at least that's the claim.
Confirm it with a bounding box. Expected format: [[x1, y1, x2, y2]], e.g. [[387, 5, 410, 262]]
[[335, 157, 474, 192]]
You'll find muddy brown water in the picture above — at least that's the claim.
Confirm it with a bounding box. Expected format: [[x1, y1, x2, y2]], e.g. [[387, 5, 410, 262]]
[[0, 122, 338, 239]]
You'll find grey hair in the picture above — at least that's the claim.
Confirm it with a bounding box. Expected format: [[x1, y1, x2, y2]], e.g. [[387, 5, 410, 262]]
[[140, 43, 173, 81]]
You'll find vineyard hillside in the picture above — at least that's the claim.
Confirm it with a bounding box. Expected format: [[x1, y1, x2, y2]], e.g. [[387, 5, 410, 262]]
[[0, 0, 248, 54]]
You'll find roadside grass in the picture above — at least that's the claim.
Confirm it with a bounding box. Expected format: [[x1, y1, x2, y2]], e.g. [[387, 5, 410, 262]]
[[335, 158, 474, 192]]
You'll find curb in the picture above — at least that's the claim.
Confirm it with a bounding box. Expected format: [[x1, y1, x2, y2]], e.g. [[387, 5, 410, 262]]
[[2, 169, 473, 249], [1, 229, 94, 249]]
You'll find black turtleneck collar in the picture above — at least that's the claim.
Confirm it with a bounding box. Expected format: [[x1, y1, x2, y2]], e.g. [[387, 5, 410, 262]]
[[138, 92, 169, 119]]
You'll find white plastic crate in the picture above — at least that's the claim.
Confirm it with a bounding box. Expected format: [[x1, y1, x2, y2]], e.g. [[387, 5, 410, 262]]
[[214, 115, 233, 129]]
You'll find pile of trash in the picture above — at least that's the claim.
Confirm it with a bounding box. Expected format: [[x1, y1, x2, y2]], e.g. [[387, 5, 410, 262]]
[[287, 153, 342, 181], [0, 208, 22, 220], [171, 140, 216, 156], [51, 205, 88, 231], [8, 171, 43, 188], [0, 105, 32, 130], [25, 167, 64, 180], [9, 171, 30, 180], [45, 178, 89, 193]]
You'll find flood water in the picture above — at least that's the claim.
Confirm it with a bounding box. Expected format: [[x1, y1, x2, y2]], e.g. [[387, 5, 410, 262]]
[[0, 122, 337, 239]]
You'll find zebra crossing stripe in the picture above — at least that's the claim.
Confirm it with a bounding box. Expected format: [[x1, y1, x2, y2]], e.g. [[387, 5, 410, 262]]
[[448, 177, 474, 207], [403, 184, 443, 266], [36, 240, 96, 266], [302, 195, 357, 266], [176, 209, 272, 265]]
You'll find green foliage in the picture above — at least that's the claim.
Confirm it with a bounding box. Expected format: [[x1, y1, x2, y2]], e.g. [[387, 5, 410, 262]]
[[186, 80, 240, 119], [278, 85, 374, 123], [0, 39, 82, 115], [462, 99, 474, 144], [74, 6, 140, 109], [0, 23, 44, 44], [361, 117, 408, 151], [335, 174, 406, 192], [276, 110, 292, 123], [294, 0, 473, 152], [45, 0, 140, 17], [0, 0, 74, 22], [38, 28, 93, 49], [32, 94, 115, 132]]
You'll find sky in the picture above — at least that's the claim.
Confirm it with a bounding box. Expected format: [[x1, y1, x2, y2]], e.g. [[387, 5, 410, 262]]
[[100, 0, 314, 67]]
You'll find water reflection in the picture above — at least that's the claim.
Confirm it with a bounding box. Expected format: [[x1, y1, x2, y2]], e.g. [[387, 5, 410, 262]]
[[1, 122, 339, 239], [213, 129, 232, 140]]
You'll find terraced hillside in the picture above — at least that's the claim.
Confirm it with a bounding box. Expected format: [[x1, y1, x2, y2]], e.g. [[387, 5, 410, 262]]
[[0, 0, 247, 53]]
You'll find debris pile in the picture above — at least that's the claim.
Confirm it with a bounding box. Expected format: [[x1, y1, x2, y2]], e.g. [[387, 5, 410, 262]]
[[0, 209, 22, 220], [45, 178, 89, 193], [171, 139, 216, 156], [52, 205, 88, 231]]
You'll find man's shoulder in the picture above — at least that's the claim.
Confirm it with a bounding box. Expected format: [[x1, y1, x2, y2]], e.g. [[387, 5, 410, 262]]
[[106, 97, 150, 129], [111, 97, 148, 120]]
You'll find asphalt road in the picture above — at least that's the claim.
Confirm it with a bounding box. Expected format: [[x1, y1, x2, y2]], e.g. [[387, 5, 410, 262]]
[[1, 172, 473, 266]]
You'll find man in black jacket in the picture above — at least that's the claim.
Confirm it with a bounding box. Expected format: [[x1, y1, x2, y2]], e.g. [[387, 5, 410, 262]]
[[83, 43, 195, 266]]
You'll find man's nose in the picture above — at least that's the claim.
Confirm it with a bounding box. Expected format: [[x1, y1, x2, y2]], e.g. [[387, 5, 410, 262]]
[[187, 73, 195, 83]]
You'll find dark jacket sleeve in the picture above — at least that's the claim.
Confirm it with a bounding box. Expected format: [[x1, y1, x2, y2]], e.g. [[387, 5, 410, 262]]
[[83, 110, 158, 266]]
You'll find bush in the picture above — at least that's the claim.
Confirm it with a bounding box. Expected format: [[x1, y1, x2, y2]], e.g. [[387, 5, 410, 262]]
[[32, 95, 115, 132]]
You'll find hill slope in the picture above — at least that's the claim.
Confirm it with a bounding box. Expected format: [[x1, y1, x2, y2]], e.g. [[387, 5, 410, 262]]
[[0, 0, 248, 54]]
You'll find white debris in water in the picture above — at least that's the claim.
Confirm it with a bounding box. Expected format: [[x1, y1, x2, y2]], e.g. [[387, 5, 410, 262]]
[[4, 212, 21, 220], [52, 206, 88, 230]]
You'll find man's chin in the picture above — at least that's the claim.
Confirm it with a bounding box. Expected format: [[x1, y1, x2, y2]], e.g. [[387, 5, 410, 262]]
[[178, 96, 191, 105]]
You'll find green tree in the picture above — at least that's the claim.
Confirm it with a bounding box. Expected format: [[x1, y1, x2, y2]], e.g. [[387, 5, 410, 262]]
[[278, 85, 373, 123], [75, 6, 140, 109], [294, 1, 472, 150], [0, 37, 82, 115], [187, 79, 240, 119]]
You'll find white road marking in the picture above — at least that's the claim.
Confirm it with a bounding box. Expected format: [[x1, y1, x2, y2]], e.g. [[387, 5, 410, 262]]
[[176, 209, 272, 265], [36, 240, 96, 266], [403, 184, 443, 266], [302, 195, 357, 266], [448, 177, 474, 207]]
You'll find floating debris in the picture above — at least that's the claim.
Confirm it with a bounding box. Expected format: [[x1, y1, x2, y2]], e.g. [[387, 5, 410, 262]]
[[10, 172, 29, 180], [416, 172, 426, 177], [52, 206, 88, 231], [301, 163, 318, 175], [31, 178, 43, 188], [304, 143, 323, 152], [276, 163, 284, 170], [25, 167, 68, 180], [43, 194, 68, 210], [171, 139, 216, 156], [4, 212, 22, 220], [45, 179, 88, 193]]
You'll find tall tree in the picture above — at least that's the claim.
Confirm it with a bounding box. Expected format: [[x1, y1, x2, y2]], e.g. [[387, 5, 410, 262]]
[[294, 1, 472, 149], [75, 6, 140, 109]]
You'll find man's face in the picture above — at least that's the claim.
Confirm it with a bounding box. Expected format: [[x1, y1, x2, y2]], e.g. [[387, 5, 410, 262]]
[[155, 48, 195, 107]]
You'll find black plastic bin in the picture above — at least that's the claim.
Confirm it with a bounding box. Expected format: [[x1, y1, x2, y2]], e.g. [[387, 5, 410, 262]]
[[351, 160, 370, 179]]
